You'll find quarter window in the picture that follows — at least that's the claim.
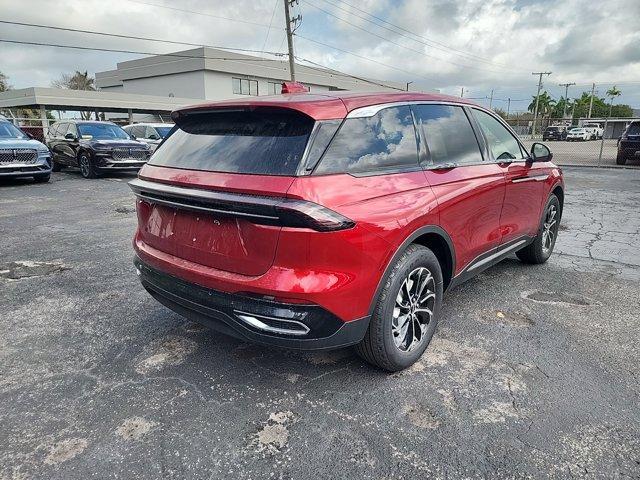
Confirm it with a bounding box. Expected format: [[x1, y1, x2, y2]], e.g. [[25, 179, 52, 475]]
[[232, 77, 258, 96], [412, 104, 483, 166], [472, 109, 525, 161], [315, 106, 419, 175]]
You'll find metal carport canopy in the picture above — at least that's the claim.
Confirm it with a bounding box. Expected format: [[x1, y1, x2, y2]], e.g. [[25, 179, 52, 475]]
[[0, 87, 202, 114]]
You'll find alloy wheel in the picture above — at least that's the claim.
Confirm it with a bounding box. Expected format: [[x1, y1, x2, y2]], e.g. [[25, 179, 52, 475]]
[[392, 267, 436, 352], [541, 204, 558, 254], [79, 155, 90, 177]]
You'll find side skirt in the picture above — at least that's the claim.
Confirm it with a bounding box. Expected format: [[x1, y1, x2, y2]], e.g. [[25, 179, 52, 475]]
[[447, 236, 534, 291]]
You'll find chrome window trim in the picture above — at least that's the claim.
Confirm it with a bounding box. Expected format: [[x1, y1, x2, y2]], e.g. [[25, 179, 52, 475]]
[[346, 100, 476, 119]]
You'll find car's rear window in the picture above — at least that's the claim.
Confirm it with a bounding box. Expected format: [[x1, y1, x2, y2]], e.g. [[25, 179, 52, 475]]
[[149, 108, 315, 175]]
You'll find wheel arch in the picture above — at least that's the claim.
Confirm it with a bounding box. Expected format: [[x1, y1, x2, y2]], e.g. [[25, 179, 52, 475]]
[[367, 226, 456, 316], [76, 148, 92, 166], [551, 183, 564, 219]]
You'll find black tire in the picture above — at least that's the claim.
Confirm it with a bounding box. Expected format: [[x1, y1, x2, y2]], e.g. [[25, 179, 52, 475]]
[[516, 194, 561, 265], [355, 244, 443, 372], [51, 161, 62, 172], [616, 151, 627, 165], [78, 152, 98, 179], [33, 173, 50, 183]]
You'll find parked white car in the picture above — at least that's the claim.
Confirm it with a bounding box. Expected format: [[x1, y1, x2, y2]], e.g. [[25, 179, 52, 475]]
[[566, 128, 591, 141], [122, 123, 174, 152], [583, 123, 604, 140]]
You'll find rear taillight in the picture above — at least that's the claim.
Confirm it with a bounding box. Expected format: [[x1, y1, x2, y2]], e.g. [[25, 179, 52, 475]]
[[129, 179, 354, 232]]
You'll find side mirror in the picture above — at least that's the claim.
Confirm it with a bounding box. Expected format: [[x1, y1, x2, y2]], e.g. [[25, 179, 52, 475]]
[[148, 134, 159, 140], [129, 133, 137, 140], [530, 142, 552, 162], [65, 132, 76, 140]]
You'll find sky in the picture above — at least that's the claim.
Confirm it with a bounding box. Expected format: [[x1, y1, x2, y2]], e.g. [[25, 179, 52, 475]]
[[1, 0, 639, 112]]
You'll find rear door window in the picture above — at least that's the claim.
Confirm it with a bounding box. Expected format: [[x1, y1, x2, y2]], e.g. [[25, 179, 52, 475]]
[[628, 123, 640, 135], [149, 108, 314, 176], [472, 109, 526, 161], [315, 106, 419, 175], [412, 104, 483, 167]]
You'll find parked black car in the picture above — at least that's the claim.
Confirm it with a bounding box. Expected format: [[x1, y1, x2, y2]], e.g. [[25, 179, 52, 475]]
[[47, 121, 152, 178], [542, 126, 568, 141], [617, 121, 640, 165]]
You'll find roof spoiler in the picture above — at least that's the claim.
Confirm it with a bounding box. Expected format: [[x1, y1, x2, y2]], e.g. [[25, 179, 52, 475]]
[[281, 82, 309, 94]]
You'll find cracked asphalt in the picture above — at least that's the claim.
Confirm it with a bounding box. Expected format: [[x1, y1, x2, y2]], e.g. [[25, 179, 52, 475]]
[[1, 167, 639, 479]]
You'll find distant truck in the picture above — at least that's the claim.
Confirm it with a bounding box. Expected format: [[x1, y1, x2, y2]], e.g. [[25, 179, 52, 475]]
[[583, 122, 604, 140]]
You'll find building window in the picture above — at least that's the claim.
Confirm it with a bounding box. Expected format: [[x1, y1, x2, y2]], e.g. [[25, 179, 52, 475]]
[[232, 77, 258, 96], [267, 81, 281, 95]]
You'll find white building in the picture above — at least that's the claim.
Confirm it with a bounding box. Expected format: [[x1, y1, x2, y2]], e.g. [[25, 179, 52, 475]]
[[95, 47, 406, 100]]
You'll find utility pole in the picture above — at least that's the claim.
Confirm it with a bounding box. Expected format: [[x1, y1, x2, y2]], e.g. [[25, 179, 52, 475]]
[[559, 82, 576, 118], [406, 81, 413, 91], [532, 71, 552, 136], [460, 87, 464, 98], [283, 0, 296, 81], [507, 98, 511, 117], [489, 89, 494, 109], [588, 82, 596, 118]]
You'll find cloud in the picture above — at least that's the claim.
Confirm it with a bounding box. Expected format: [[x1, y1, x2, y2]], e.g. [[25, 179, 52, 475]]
[[1, 0, 638, 108]]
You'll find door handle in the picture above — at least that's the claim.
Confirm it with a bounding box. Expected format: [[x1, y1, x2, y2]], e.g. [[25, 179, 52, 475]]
[[512, 174, 549, 183]]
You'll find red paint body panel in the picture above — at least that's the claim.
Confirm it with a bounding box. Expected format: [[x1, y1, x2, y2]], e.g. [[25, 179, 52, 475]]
[[424, 164, 506, 273]]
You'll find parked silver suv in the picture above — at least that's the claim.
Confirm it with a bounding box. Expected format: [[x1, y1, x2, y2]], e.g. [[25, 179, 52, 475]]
[[122, 123, 174, 152], [0, 117, 52, 183]]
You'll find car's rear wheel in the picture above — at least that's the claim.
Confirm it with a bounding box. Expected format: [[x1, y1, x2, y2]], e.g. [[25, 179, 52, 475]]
[[355, 244, 443, 372], [516, 194, 561, 264], [78, 152, 98, 179]]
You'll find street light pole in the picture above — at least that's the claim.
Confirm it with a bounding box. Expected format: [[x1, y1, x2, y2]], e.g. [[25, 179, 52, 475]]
[[559, 82, 576, 118], [406, 81, 413, 91], [532, 71, 552, 136], [588, 82, 596, 119]]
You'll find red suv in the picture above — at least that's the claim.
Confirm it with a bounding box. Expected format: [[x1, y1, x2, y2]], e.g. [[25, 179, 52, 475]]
[[130, 91, 563, 371]]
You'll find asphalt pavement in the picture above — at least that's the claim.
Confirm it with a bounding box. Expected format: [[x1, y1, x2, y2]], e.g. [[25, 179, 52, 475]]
[[1, 167, 639, 479]]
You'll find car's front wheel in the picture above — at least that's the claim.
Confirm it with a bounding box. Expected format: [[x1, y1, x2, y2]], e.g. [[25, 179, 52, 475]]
[[616, 151, 627, 165], [78, 152, 98, 179], [356, 244, 443, 371], [516, 194, 561, 264]]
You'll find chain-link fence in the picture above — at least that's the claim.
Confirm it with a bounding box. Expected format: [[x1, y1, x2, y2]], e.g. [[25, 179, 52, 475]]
[[506, 116, 639, 167]]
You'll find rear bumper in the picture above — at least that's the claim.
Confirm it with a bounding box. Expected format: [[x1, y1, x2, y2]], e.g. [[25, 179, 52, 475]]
[[135, 257, 370, 350]]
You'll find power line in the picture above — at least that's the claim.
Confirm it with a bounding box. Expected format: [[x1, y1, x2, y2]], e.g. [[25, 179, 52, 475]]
[[311, 0, 527, 72], [295, 56, 405, 91], [294, 33, 432, 82], [300, 0, 527, 76], [260, 0, 280, 56], [0, 39, 286, 64], [0, 20, 285, 57], [124, 0, 278, 29], [0, 36, 400, 92]]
